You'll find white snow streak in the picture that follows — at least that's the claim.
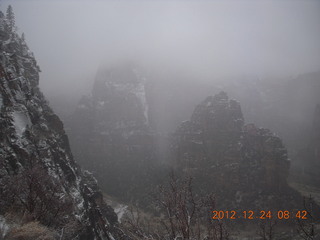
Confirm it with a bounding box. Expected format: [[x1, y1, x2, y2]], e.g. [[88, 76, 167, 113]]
[[110, 80, 149, 124], [12, 111, 31, 136], [114, 204, 128, 223], [134, 81, 149, 124], [0, 215, 9, 238]]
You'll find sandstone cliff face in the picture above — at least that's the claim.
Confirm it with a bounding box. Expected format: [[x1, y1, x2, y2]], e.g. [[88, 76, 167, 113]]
[[0, 10, 127, 239], [172, 92, 297, 210], [69, 64, 156, 200]]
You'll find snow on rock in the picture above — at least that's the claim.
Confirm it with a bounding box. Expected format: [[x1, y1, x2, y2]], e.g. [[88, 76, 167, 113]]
[[0, 215, 9, 238], [107, 76, 149, 124], [70, 186, 85, 215], [173, 92, 297, 212], [134, 81, 149, 124], [69, 64, 155, 201], [12, 111, 31, 136], [114, 204, 128, 223], [0, 13, 128, 239]]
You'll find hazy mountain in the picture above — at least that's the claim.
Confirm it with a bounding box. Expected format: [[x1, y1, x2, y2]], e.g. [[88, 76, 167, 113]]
[[68, 63, 157, 201]]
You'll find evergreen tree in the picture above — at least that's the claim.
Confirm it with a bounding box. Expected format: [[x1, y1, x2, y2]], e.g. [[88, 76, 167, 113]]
[[0, 10, 4, 32], [6, 5, 15, 32]]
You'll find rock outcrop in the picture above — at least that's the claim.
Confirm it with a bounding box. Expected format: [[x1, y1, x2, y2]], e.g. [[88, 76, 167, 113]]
[[0, 8, 127, 239], [172, 92, 299, 211], [69, 63, 156, 200]]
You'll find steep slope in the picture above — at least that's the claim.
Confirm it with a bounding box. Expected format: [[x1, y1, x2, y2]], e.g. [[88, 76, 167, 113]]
[[0, 7, 127, 239]]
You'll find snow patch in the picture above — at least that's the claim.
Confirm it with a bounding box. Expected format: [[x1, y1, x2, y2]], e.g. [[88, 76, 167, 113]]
[[70, 187, 85, 214], [12, 111, 31, 136], [114, 204, 128, 223], [0, 215, 9, 238], [134, 81, 149, 124], [108, 78, 149, 124], [108, 233, 116, 240]]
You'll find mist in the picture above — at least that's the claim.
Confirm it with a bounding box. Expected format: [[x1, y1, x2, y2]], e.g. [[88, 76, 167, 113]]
[[2, 0, 320, 99], [1, 1, 320, 238]]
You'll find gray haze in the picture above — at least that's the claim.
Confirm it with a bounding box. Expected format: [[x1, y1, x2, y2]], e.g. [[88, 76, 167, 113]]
[[2, 0, 320, 98]]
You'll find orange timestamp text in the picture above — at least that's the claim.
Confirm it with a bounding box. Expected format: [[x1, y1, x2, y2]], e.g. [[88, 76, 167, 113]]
[[212, 210, 308, 220]]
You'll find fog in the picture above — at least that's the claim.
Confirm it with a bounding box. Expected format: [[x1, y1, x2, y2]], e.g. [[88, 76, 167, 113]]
[[2, 0, 320, 98], [1, 2, 320, 235]]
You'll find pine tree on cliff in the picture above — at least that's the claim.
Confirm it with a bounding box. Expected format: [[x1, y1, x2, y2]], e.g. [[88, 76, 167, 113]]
[[6, 5, 15, 32], [0, 10, 5, 32]]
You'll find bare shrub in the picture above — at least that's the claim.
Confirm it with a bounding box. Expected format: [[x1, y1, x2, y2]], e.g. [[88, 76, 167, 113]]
[[58, 218, 83, 240], [296, 195, 316, 240], [257, 220, 277, 240], [4, 221, 56, 240], [121, 204, 163, 240], [121, 172, 229, 240], [0, 165, 74, 228]]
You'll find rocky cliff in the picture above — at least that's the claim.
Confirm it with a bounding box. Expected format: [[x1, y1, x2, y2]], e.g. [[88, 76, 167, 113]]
[[172, 92, 300, 211], [0, 8, 127, 239], [69, 63, 156, 200]]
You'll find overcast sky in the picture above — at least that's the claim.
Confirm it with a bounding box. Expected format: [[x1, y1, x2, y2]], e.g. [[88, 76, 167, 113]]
[[1, 0, 320, 97]]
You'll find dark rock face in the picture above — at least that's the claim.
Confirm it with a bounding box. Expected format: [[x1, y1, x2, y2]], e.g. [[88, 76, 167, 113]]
[[172, 92, 298, 210], [0, 10, 127, 239], [91, 64, 149, 133], [69, 64, 156, 200], [173, 92, 244, 169]]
